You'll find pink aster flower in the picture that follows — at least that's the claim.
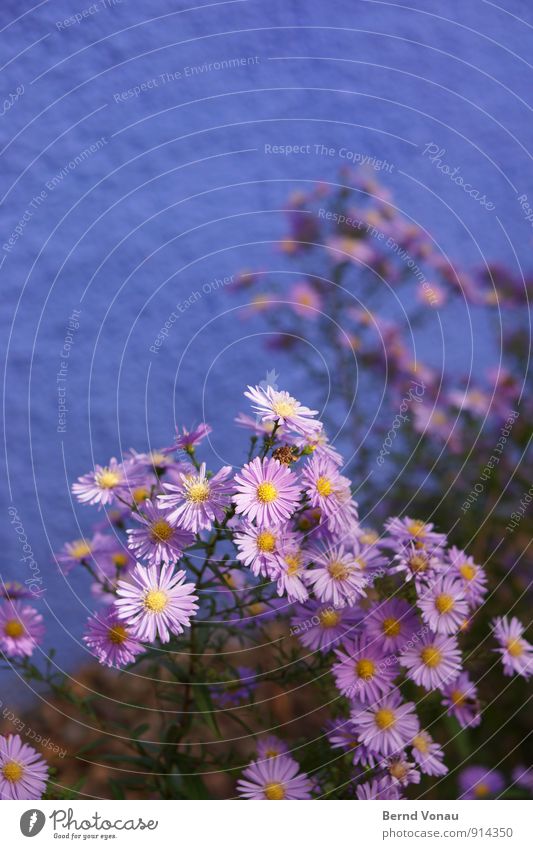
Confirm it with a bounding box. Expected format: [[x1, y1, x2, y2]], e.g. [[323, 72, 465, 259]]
[[289, 280, 323, 319], [356, 777, 401, 800], [237, 754, 312, 799], [244, 384, 322, 436], [459, 766, 505, 799], [234, 521, 293, 578], [441, 673, 481, 728], [385, 516, 447, 550], [351, 693, 420, 756], [173, 423, 212, 451], [274, 542, 311, 603], [158, 462, 233, 533], [301, 454, 359, 536], [56, 531, 114, 574], [1, 582, 33, 601], [233, 457, 300, 526], [291, 430, 343, 465], [332, 636, 398, 703], [351, 536, 389, 584], [127, 500, 194, 565], [448, 546, 487, 606], [366, 599, 421, 652], [115, 562, 198, 643], [382, 753, 421, 787], [392, 542, 444, 587], [326, 719, 377, 768], [0, 734, 48, 800], [492, 616, 532, 678], [418, 574, 469, 635], [306, 544, 366, 608], [72, 457, 142, 507], [0, 601, 44, 658], [256, 735, 290, 760], [400, 631, 462, 691], [410, 730, 448, 776], [291, 601, 361, 653], [83, 609, 145, 668]]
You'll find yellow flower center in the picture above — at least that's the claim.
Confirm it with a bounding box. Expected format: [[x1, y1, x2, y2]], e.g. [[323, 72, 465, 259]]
[[450, 689, 466, 706], [150, 519, 174, 542], [223, 573, 236, 589], [256, 531, 276, 553], [421, 646, 442, 668], [70, 540, 92, 559], [4, 620, 24, 638], [409, 553, 428, 573], [408, 520, 427, 538], [186, 480, 210, 503], [389, 761, 408, 780], [285, 553, 302, 575], [96, 469, 121, 489], [354, 556, 366, 571], [256, 482, 278, 503], [316, 476, 332, 497], [412, 734, 429, 754], [144, 589, 168, 613], [319, 609, 340, 629], [108, 625, 128, 644], [356, 659, 376, 680], [474, 782, 490, 797], [435, 593, 455, 614], [133, 487, 150, 504], [264, 781, 286, 800], [150, 452, 166, 466], [375, 708, 396, 730], [459, 563, 476, 581], [328, 560, 349, 581], [507, 638, 524, 658], [272, 399, 296, 418], [382, 617, 401, 638], [264, 748, 280, 758], [112, 553, 129, 569], [2, 761, 23, 782], [359, 529, 378, 545], [248, 602, 265, 616]]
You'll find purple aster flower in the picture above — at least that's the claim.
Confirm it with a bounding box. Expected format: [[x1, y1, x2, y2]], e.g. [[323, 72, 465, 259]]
[[382, 753, 421, 787], [127, 500, 194, 565], [325, 719, 377, 767], [83, 609, 145, 668], [0, 582, 33, 601], [56, 531, 113, 574], [211, 666, 258, 708], [366, 599, 421, 652], [448, 546, 487, 607], [492, 616, 532, 678], [351, 536, 389, 584], [234, 521, 293, 578], [392, 542, 444, 586], [459, 766, 505, 799], [291, 430, 343, 465], [274, 538, 312, 602], [235, 412, 287, 438], [418, 574, 469, 635], [290, 601, 362, 653], [332, 636, 398, 703], [237, 754, 313, 799], [351, 692, 420, 757], [256, 735, 290, 760], [441, 673, 481, 728], [410, 731, 448, 776], [72, 457, 143, 507], [158, 462, 233, 533], [400, 630, 462, 691], [94, 542, 136, 580], [115, 562, 198, 643], [306, 544, 366, 608], [512, 765, 533, 793], [127, 448, 176, 473], [173, 423, 212, 451], [244, 384, 322, 436], [0, 734, 48, 800], [0, 601, 44, 658], [301, 454, 358, 536], [233, 457, 300, 526], [385, 516, 447, 550], [356, 777, 401, 800]]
